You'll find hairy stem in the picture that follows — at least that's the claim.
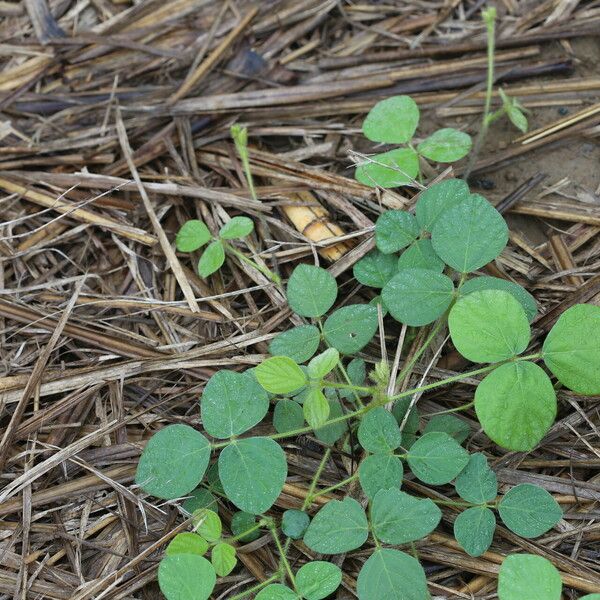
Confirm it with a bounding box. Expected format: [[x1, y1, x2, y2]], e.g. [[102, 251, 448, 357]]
[[224, 242, 281, 284]]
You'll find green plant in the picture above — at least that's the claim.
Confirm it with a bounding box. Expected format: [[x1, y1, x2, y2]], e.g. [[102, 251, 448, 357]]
[[354, 95, 472, 187], [138, 180, 600, 599]]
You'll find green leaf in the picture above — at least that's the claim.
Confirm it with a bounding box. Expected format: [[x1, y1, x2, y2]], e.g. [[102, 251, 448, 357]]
[[323, 304, 378, 354], [431, 194, 508, 273], [355, 148, 419, 188], [580, 596, 600, 599], [198, 240, 225, 277], [391, 398, 420, 437], [357, 549, 430, 600], [158, 555, 216, 600], [166, 533, 209, 557], [255, 356, 307, 394], [417, 128, 472, 162], [286, 264, 337, 317], [192, 509, 221, 542], [255, 584, 298, 600], [357, 407, 402, 453], [382, 268, 454, 326], [375, 210, 419, 254], [308, 348, 339, 379], [407, 432, 469, 485], [498, 554, 562, 600], [500, 90, 529, 133], [176, 220, 211, 252], [372, 489, 441, 544], [211, 542, 236, 577], [354, 249, 398, 288], [347, 358, 366, 386], [314, 398, 346, 445], [218, 437, 287, 514], [219, 216, 254, 240], [397, 239, 444, 273], [543, 304, 600, 395], [454, 507, 496, 557], [449, 290, 530, 363], [303, 388, 330, 429], [454, 453, 497, 504], [359, 453, 403, 500], [281, 509, 310, 540], [201, 370, 269, 439], [424, 415, 470, 444], [273, 399, 304, 434], [231, 512, 261, 542], [303, 497, 369, 554], [136, 424, 210, 500], [498, 484, 562, 538], [269, 326, 320, 365], [182, 488, 218, 515], [206, 462, 225, 495], [415, 179, 470, 232], [296, 561, 342, 600], [460, 275, 537, 322], [362, 96, 420, 144], [475, 361, 556, 451]]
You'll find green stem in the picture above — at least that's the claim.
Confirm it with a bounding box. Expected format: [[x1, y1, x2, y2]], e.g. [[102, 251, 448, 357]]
[[227, 573, 280, 600], [312, 471, 359, 499], [269, 522, 296, 588], [226, 520, 265, 544], [431, 499, 476, 508], [322, 381, 372, 393], [224, 242, 281, 284], [426, 400, 475, 416], [302, 448, 332, 510]]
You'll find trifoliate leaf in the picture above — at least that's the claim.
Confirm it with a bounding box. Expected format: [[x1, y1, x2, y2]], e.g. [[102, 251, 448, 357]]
[[176, 220, 211, 252], [448, 290, 530, 363], [219, 216, 254, 240], [359, 453, 403, 499], [198, 240, 225, 277], [166, 533, 209, 557], [407, 432, 469, 485], [354, 249, 398, 288], [397, 239, 444, 273], [382, 268, 454, 326], [136, 424, 211, 500], [211, 542, 236, 577], [415, 179, 470, 232], [268, 325, 321, 364], [431, 194, 508, 273], [255, 356, 307, 394], [158, 555, 216, 600], [231, 511, 261, 543], [323, 304, 378, 354], [218, 437, 287, 514], [281, 509, 310, 540], [355, 148, 419, 188], [460, 275, 537, 322], [417, 128, 472, 162], [314, 398, 346, 445], [454, 453, 497, 504], [273, 399, 304, 434], [357, 407, 402, 453], [454, 507, 496, 557], [182, 488, 218, 515], [498, 554, 562, 600], [303, 498, 369, 554], [308, 348, 339, 379], [362, 96, 420, 144], [475, 362, 556, 451], [498, 484, 562, 538], [543, 303, 600, 395], [192, 509, 221, 542], [296, 561, 342, 600], [286, 264, 337, 317], [375, 210, 419, 254], [424, 415, 470, 444], [255, 584, 298, 600], [372, 489, 441, 544], [201, 370, 269, 439], [303, 388, 330, 429], [357, 549, 430, 600]]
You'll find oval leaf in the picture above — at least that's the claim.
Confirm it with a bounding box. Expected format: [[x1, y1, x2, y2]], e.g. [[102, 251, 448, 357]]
[[231, 511, 261, 542], [176, 220, 211, 252], [211, 542, 236, 577], [407, 432, 469, 485], [357, 407, 402, 453], [307, 348, 339, 379], [296, 561, 342, 600], [255, 584, 298, 600], [198, 240, 225, 277], [166, 533, 209, 557], [454, 453, 497, 504], [273, 399, 304, 434], [397, 239, 444, 273], [417, 128, 472, 162], [449, 290, 530, 363], [255, 356, 307, 394], [431, 194, 508, 273], [475, 361, 556, 451], [158, 555, 216, 600], [362, 96, 420, 144], [281, 509, 310, 540], [415, 179, 470, 232], [136, 424, 211, 500], [314, 398, 346, 445], [219, 216, 253, 240], [498, 554, 562, 600], [354, 249, 398, 288], [454, 507, 496, 557], [355, 148, 419, 188], [269, 325, 321, 364], [382, 268, 454, 326], [303, 388, 330, 429], [218, 437, 287, 514], [286, 264, 337, 317], [423, 415, 470, 444], [375, 210, 419, 254], [323, 304, 379, 354], [359, 453, 403, 500]]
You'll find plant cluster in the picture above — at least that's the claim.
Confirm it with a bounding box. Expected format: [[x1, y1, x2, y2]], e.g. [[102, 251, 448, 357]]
[[137, 178, 600, 600]]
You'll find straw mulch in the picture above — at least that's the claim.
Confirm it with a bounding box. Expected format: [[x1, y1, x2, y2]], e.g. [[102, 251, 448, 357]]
[[1, 1, 599, 598]]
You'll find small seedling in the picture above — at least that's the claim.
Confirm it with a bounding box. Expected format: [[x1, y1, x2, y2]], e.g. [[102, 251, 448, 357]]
[[138, 179, 600, 600]]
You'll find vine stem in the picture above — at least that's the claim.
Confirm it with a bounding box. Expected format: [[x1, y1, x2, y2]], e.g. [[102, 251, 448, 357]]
[[312, 472, 359, 499], [268, 521, 296, 588], [426, 401, 475, 416], [227, 573, 280, 600], [224, 242, 281, 284]]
